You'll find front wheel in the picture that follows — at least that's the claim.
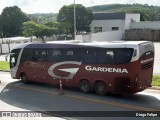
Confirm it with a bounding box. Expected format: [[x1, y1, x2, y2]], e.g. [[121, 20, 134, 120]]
[[20, 74, 28, 83], [79, 80, 91, 93], [94, 82, 106, 95]]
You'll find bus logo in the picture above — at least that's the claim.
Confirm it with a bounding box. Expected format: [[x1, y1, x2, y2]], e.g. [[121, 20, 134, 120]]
[[85, 66, 128, 73], [48, 61, 82, 79]]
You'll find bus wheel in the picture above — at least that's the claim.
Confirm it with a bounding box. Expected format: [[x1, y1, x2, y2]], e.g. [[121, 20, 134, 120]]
[[95, 82, 106, 95], [79, 80, 91, 93], [20, 74, 28, 83]]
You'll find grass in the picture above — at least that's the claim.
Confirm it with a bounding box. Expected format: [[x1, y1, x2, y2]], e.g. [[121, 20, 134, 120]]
[[0, 61, 160, 86], [152, 75, 160, 86], [0, 61, 10, 71]]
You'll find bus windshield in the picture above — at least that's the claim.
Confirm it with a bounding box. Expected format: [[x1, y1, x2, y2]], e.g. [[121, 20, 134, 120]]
[[10, 49, 21, 68]]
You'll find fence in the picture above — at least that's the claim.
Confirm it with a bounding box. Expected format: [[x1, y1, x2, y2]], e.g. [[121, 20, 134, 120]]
[[0, 43, 24, 54]]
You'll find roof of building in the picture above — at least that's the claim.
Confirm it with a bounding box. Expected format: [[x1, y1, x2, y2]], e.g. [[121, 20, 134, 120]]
[[93, 12, 126, 20]]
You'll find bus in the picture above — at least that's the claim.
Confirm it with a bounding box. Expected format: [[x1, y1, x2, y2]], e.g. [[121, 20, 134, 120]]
[[10, 41, 154, 95]]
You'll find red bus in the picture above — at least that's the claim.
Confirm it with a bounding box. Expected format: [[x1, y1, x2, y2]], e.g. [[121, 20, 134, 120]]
[[10, 41, 154, 95]]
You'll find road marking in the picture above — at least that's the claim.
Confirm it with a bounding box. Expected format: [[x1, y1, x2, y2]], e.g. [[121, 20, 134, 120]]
[[8, 84, 160, 111]]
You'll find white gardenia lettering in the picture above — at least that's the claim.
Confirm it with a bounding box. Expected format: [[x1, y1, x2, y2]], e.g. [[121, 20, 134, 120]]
[[85, 66, 128, 73], [141, 58, 154, 64]]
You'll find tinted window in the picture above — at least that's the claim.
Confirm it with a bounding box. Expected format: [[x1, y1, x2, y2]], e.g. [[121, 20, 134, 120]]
[[21, 48, 47, 62], [20, 48, 133, 64], [21, 49, 33, 62], [47, 49, 62, 62], [82, 49, 96, 64], [114, 48, 133, 64], [62, 49, 82, 61], [33, 49, 47, 61], [81, 48, 133, 64], [96, 49, 114, 64]]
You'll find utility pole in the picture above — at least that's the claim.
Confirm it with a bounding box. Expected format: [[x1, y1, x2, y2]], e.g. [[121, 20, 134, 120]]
[[74, 0, 76, 40]]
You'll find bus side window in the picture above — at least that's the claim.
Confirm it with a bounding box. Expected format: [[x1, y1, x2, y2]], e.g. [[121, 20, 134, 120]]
[[82, 49, 96, 64], [67, 50, 73, 56], [39, 50, 47, 61], [106, 51, 114, 64], [61, 49, 73, 61], [96, 49, 114, 64], [21, 49, 33, 62], [47, 49, 61, 62], [74, 49, 82, 61], [114, 49, 133, 64], [32, 49, 47, 61]]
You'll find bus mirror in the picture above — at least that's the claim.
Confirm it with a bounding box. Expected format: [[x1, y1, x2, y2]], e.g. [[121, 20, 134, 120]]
[[11, 57, 16, 67], [133, 50, 137, 57]]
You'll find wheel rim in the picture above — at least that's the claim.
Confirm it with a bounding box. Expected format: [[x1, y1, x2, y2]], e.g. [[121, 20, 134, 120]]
[[97, 85, 105, 92], [95, 82, 106, 95], [80, 81, 91, 93], [21, 74, 27, 82]]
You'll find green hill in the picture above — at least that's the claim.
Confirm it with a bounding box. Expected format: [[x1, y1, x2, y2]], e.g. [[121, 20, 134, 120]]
[[88, 4, 160, 21], [28, 4, 160, 23], [28, 13, 58, 24]]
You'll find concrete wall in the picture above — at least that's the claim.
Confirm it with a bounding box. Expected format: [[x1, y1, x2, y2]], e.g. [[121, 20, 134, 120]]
[[131, 21, 160, 30], [124, 29, 160, 42], [76, 31, 123, 42]]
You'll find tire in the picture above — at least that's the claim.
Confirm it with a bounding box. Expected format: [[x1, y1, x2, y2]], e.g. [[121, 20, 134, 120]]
[[94, 82, 106, 95], [79, 80, 91, 93], [20, 74, 28, 83]]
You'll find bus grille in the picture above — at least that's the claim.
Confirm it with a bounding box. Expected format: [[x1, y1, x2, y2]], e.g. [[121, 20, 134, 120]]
[[141, 62, 153, 70]]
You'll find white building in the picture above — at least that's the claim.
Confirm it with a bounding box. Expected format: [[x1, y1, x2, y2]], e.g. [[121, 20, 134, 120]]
[[90, 12, 140, 33], [76, 12, 140, 42]]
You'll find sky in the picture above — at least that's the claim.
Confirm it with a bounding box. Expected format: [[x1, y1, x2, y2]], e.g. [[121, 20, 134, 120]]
[[0, 0, 160, 14]]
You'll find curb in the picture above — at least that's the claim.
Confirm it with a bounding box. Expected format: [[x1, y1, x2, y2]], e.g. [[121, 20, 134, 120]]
[[0, 70, 10, 72], [148, 86, 160, 90]]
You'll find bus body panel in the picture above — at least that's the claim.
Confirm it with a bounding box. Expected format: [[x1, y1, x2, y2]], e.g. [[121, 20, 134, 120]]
[[15, 60, 132, 93], [10, 41, 154, 94]]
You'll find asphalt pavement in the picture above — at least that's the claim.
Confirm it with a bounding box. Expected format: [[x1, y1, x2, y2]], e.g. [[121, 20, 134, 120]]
[[0, 72, 159, 120]]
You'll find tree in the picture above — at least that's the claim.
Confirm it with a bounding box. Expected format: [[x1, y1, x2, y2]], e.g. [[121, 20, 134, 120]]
[[45, 21, 72, 35], [1, 6, 29, 37], [23, 21, 57, 42], [0, 15, 2, 38], [57, 4, 93, 39]]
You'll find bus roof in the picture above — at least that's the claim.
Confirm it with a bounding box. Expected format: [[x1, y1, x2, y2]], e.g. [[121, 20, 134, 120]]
[[78, 41, 152, 48], [12, 41, 153, 50]]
